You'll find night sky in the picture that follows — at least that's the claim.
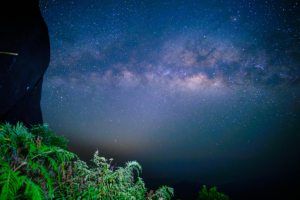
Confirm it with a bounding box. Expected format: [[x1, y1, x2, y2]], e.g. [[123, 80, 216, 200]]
[[39, 0, 300, 187]]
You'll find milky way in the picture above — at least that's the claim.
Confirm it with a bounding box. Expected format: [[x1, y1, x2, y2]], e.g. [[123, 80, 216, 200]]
[[40, 0, 300, 185]]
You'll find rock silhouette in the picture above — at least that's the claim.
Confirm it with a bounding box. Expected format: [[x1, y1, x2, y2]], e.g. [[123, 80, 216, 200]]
[[0, 0, 50, 128]]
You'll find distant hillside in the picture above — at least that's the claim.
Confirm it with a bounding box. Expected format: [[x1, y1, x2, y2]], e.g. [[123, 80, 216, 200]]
[[170, 181, 214, 200], [165, 172, 300, 200], [216, 172, 300, 200]]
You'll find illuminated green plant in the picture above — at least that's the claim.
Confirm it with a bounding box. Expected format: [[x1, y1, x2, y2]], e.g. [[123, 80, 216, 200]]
[[0, 122, 77, 199], [55, 150, 174, 200], [150, 185, 174, 200], [198, 185, 229, 200], [30, 123, 69, 150], [0, 122, 174, 200]]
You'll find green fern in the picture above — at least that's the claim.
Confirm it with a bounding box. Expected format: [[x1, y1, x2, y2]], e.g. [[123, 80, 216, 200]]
[[0, 122, 34, 141], [23, 177, 45, 200], [0, 122, 78, 200], [1, 122, 175, 200], [30, 123, 69, 150], [0, 161, 24, 200]]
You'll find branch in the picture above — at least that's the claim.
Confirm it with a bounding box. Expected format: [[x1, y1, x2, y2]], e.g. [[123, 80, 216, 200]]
[[14, 149, 63, 172], [14, 161, 27, 172]]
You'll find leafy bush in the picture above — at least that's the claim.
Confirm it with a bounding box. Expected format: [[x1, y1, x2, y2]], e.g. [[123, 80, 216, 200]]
[[0, 122, 174, 200], [0, 121, 76, 199], [54, 149, 174, 200], [198, 185, 229, 200], [30, 123, 69, 150]]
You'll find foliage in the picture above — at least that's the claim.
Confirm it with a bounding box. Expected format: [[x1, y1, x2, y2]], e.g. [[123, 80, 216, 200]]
[[54, 149, 174, 200], [0, 122, 174, 200], [0, 122, 78, 199], [30, 123, 69, 150], [0, 121, 231, 200], [198, 185, 229, 200], [148, 186, 174, 200]]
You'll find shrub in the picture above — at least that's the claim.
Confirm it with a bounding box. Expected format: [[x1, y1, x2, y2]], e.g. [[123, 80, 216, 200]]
[[198, 185, 229, 200], [0, 121, 76, 199], [0, 122, 174, 200], [30, 123, 69, 150]]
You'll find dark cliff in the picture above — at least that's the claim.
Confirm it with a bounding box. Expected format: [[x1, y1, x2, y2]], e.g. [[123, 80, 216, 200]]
[[0, 0, 50, 128]]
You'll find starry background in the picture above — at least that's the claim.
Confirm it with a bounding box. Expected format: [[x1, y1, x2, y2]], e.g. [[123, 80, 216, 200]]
[[39, 0, 300, 188]]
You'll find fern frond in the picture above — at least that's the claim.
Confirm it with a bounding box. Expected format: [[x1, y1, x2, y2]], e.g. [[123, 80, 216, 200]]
[[47, 156, 61, 182], [13, 122, 34, 140], [30, 123, 69, 150], [23, 176, 45, 200], [27, 159, 53, 197], [126, 161, 142, 176], [0, 122, 13, 140], [0, 161, 24, 200]]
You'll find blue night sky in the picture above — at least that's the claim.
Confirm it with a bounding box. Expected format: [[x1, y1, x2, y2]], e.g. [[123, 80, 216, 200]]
[[39, 0, 300, 186]]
